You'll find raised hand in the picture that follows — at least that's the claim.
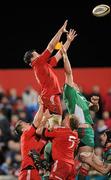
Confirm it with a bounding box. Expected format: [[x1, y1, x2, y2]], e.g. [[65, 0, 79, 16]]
[[67, 29, 77, 42], [91, 96, 99, 105], [61, 20, 68, 33]]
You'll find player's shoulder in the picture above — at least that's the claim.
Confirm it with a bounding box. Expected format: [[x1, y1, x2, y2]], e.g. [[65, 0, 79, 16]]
[[41, 48, 51, 58], [64, 83, 74, 90], [54, 126, 66, 131]]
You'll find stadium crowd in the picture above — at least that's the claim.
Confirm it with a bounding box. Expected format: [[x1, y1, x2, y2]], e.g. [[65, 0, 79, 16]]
[[0, 84, 111, 179]]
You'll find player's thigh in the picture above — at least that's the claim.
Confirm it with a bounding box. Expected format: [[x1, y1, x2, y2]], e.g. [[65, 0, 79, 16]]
[[18, 170, 27, 180], [78, 128, 94, 148], [67, 165, 76, 180], [44, 142, 52, 162], [18, 170, 32, 180], [19, 169, 41, 180], [67, 175, 76, 180], [78, 146, 93, 172], [31, 169, 41, 180], [50, 160, 70, 180], [79, 145, 93, 154]]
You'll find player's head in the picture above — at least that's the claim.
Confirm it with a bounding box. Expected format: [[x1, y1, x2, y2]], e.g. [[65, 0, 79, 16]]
[[99, 129, 111, 146], [15, 120, 30, 136], [24, 50, 39, 65], [48, 114, 62, 130], [69, 115, 79, 130], [63, 114, 79, 130]]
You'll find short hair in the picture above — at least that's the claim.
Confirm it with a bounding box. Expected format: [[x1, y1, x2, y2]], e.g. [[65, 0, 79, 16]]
[[100, 129, 111, 142], [23, 50, 35, 65], [69, 115, 79, 131], [48, 114, 62, 126], [14, 120, 23, 136]]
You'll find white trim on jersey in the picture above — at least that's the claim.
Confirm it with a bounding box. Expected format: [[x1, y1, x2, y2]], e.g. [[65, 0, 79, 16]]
[[50, 95, 55, 105], [26, 170, 31, 180], [74, 104, 85, 124], [53, 160, 58, 172], [55, 175, 63, 180]]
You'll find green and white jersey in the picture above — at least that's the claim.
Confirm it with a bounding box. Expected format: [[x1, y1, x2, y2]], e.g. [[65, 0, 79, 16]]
[[63, 84, 93, 125]]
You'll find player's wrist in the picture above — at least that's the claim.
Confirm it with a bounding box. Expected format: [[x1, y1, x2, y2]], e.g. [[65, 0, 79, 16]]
[[63, 53, 67, 58], [67, 38, 72, 43]]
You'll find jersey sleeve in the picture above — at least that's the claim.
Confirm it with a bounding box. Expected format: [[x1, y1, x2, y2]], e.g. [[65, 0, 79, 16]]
[[40, 49, 51, 62], [63, 84, 78, 114], [31, 49, 51, 66], [48, 56, 57, 67], [44, 128, 57, 138], [24, 124, 36, 138], [36, 138, 47, 153]]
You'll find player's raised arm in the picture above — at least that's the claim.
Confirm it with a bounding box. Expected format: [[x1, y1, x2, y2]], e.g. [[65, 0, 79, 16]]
[[33, 96, 44, 128], [81, 153, 111, 175], [36, 109, 51, 135], [54, 29, 77, 62], [89, 96, 99, 112], [61, 46, 74, 87], [47, 20, 68, 53]]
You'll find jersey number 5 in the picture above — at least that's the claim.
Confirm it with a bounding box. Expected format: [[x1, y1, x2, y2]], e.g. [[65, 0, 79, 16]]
[[68, 136, 76, 148]]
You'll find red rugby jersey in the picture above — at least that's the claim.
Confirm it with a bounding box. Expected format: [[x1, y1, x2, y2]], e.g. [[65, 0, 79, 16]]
[[20, 125, 46, 170], [45, 127, 78, 165], [31, 49, 61, 97]]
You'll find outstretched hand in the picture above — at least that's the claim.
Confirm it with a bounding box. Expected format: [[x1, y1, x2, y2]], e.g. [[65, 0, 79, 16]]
[[61, 20, 68, 33], [91, 96, 99, 105], [67, 29, 77, 42]]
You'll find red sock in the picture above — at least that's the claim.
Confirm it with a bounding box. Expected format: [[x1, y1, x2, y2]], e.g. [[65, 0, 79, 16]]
[[79, 167, 88, 176]]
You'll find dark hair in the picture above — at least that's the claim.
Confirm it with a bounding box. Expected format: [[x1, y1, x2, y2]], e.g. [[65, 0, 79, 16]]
[[14, 120, 23, 136], [99, 129, 111, 143], [69, 115, 79, 130], [23, 50, 36, 65]]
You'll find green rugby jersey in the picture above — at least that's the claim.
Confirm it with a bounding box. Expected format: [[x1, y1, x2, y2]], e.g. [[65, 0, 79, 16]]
[[63, 84, 93, 125]]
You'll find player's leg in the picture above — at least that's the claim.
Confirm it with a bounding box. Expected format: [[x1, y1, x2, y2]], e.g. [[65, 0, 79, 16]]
[[42, 95, 62, 115], [49, 160, 71, 180], [18, 170, 27, 180], [18, 169, 41, 180], [67, 164, 77, 180], [50, 95, 62, 115], [44, 142, 52, 163], [77, 127, 94, 180], [31, 169, 41, 180]]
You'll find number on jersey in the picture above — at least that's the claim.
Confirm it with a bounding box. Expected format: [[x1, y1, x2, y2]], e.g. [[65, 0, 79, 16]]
[[68, 136, 76, 148]]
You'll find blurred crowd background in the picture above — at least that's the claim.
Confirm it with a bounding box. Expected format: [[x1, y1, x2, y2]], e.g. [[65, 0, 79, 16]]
[[0, 84, 111, 179]]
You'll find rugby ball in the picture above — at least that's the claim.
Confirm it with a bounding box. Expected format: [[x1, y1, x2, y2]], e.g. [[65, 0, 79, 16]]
[[92, 4, 110, 17]]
